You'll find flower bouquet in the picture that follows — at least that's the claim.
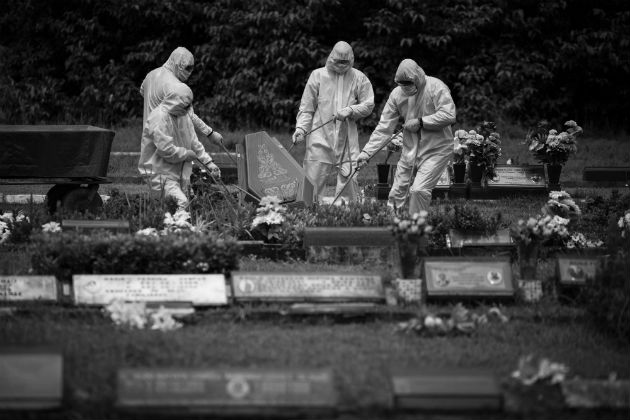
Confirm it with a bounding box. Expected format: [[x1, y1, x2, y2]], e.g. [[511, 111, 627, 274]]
[[544, 191, 581, 220], [511, 214, 570, 278], [464, 121, 502, 185], [525, 120, 583, 184], [391, 210, 432, 279], [452, 130, 470, 183], [251, 196, 287, 243]]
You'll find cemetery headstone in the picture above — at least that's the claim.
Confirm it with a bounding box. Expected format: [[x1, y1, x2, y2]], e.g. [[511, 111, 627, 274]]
[[471, 165, 547, 198], [231, 272, 384, 302], [423, 257, 515, 299], [0, 349, 63, 409], [448, 229, 513, 248], [0, 275, 58, 302], [73, 274, 228, 306], [391, 368, 503, 411], [62, 219, 130, 233], [116, 368, 337, 416], [556, 257, 599, 286], [582, 167, 630, 183], [561, 379, 630, 409], [237, 131, 314, 206]]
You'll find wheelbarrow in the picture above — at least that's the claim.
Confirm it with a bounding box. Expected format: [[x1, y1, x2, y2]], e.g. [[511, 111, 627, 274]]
[[0, 125, 115, 213]]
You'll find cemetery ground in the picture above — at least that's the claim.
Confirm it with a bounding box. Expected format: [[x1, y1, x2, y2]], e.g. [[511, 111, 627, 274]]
[[1, 122, 629, 419]]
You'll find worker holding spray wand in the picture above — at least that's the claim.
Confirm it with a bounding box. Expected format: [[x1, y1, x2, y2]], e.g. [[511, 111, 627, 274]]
[[292, 41, 375, 204], [357, 59, 456, 215]]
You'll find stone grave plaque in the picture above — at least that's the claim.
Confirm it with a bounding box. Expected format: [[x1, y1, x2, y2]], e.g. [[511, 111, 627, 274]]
[[448, 229, 513, 248], [424, 257, 514, 298], [582, 167, 630, 182], [391, 368, 502, 411], [0, 275, 58, 302], [562, 379, 630, 409], [557, 257, 599, 286], [431, 167, 451, 199], [62, 219, 130, 233], [231, 272, 384, 302], [0, 350, 63, 409], [488, 165, 546, 187], [117, 368, 337, 415], [73, 274, 228, 306], [237, 131, 313, 205]]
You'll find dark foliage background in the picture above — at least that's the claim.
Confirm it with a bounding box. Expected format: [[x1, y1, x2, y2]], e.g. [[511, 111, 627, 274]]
[[1, 0, 628, 131]]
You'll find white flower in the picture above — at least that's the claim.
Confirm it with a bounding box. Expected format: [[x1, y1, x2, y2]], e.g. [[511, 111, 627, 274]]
[[149, 307, 183, 332], [196, 262, 209, 272], [41, 221, 62, 233], [136, 227, 159, 237]]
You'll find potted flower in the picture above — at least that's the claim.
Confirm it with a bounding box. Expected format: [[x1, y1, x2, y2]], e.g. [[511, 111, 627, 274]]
[[390, 210, 433, 279], [525, 120, 583, 185], [452, 130, 469, 183], [510, 214, 570, 279], [464, 121, 502, 185]]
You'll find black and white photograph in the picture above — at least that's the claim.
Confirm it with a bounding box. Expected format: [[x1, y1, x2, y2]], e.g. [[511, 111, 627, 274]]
[[1, 0, 629, 418]]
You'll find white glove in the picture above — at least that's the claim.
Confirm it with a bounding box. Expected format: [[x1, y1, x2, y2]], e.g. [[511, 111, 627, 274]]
[[334, 107, 353, 121], [356, 151, 370, 169], [292, 129, 305, 144], [206, 162, 221, 178], [403, 118, 422, 133], [208, 131, 223, 145], [185, 150, 198, 162]]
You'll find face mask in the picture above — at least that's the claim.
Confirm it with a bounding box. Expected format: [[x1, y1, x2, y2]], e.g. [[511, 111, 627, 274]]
[[331, 59, 350, 74], [401, 84, 418, 96]]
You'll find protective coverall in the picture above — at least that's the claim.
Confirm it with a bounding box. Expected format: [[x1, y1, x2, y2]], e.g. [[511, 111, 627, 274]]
[[294, 41, 374, 203], [141, 83, 213, 209], [139, 47, 222, 175], [359, 59, 456, 215]]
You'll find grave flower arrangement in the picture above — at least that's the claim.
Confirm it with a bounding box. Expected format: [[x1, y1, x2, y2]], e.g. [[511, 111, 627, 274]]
[[452, 129, 470, 165], [0, 210, 32, 245], [391, 211, 433, 278], [566, 232, 603, 250], [103, 300, 182, 331], [544, 190, 581, 219], [525, 120, 582, 166], [396, 304, 509, 336], [465, 121, 502, 183], [250, 195, 287, 243], [510, 214, 570, 246]]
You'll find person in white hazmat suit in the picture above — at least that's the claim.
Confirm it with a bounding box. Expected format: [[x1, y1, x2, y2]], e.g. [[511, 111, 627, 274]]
[[292, 41, 375, 203], [139, 46, 222, 176], [358, 59, 456, 215], [142, 83, 215, 209]]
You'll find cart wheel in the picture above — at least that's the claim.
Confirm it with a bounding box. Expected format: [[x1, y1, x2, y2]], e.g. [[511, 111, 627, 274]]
[[61, 186, 103, 214], [46, 184, 77, 214]]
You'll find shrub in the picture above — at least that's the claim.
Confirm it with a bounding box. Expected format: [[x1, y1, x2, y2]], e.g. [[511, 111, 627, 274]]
[[29, 231, 241, 282], [446, 202, 503, 235]]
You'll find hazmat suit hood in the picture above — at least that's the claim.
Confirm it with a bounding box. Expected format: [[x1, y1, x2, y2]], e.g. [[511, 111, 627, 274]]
[[163, 47, 195, 81], [162, 83, 193, 117], [394, 59, 427, 96], [326, 41, 354, 74]]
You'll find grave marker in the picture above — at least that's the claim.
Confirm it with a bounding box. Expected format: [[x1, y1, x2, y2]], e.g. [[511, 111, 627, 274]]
[[471, 165, 548, 198], [431, 167, 451, 199], [231, 272, 384, 302], [73, 274, 228, 306], [556, 257, 599, 286], [116, 368, 337, 416], [62, 219, 130, 233], [0, 349, 63, 409], [237, 131, 313, 206], [424, 257, 515, 298], [0, 275, 58, 302], [448, 229, 513, 248], [391, 368, 503, 411]]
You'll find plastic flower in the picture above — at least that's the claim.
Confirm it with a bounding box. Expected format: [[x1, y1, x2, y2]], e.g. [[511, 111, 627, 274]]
[[41, 221, 62, 233], [0, 221, 10, 244], [136, 227, 159, 237]]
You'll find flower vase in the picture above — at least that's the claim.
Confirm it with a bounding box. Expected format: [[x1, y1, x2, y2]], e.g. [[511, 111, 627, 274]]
[[453, 163, 466, 183], [469, 163, 483, 183], [518, 241, 540, 279], [546, 164, 562, 185]]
